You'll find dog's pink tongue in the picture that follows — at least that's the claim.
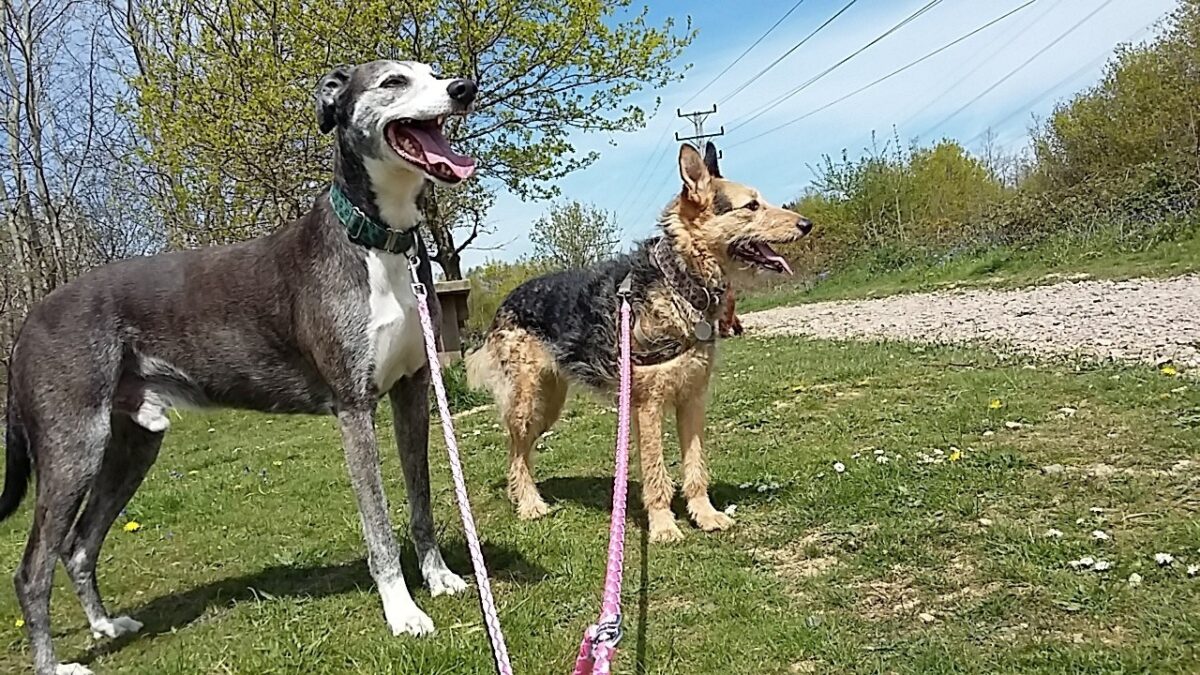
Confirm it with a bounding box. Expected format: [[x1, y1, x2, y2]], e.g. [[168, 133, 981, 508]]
[[402, 125, 476, 180], [755, 242, 793, 275]]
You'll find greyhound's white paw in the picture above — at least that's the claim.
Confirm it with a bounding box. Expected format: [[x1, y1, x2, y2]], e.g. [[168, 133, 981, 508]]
[[385, 604, 435, 637], [426, 567, 468, 597], [56, 663, 95, 675], [134, 406, 169, 432], [91, 614, 143, 639], [378, 578, 435, 637]]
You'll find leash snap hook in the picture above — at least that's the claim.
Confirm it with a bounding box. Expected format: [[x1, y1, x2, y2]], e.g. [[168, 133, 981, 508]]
[[617, 274, 633, 299], [407, 254, 427, 297]]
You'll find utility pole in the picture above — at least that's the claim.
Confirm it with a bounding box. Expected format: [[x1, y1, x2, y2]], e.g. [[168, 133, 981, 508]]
[[675, 104, 725, 156]]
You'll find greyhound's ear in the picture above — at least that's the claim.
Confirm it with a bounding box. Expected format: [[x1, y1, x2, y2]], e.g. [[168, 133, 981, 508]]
[[316, 65, 353, 135], [678, 143, 711, 205], [703, 142, 722, 178]]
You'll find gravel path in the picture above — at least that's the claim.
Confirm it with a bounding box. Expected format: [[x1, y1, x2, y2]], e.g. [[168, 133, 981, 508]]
[[742, 275, 1200, 371]]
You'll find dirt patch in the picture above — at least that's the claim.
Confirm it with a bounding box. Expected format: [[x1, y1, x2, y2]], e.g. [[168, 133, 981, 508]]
[[856, 574, 922, 620], [756, 528, 875, 586], [758, 533, 841, 582], [743, 275, 1200, 372]]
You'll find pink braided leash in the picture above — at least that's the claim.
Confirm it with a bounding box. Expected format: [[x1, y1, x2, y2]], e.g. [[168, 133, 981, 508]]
[[409, 260, 514, 675], [573, 294, 634, 675]]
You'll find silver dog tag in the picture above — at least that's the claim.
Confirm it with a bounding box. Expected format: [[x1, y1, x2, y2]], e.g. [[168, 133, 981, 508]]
[[694, 319, 714, 342]]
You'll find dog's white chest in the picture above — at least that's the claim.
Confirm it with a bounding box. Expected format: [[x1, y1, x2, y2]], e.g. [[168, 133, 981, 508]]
[[365, 250, 427, 393]]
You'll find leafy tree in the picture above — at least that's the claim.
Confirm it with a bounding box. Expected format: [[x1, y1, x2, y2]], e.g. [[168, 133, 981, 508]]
[[465, 257, 549, 337], [1031, 0, 1200, 223], [125, 0, 693, 278], [530, 200, 620, 269]]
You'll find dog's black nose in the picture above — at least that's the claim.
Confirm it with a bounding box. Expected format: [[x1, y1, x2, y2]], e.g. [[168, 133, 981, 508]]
[[797, 216, 813, 235], [447, 79, 477, 105]]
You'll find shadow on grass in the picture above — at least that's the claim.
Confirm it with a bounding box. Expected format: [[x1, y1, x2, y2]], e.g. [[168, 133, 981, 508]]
[[78, 538, 547, 665], [538, 475, 790, 516]]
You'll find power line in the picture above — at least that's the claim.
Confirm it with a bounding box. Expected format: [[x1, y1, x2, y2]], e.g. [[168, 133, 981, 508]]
[[965, 20, 1157, 148], [918, 0, 1118, 139], [678, 0, 809, 110], [898, 0, 1064, 135], [619, 0, 851, 225], [715, 0, 861, 106], [726, 0, 1041, 150], [726, 0, 947, 135]]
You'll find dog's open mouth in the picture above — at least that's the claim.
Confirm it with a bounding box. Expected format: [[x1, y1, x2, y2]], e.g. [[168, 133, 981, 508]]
[[729, 240, 794, 275], [385, 118, 476, 183]]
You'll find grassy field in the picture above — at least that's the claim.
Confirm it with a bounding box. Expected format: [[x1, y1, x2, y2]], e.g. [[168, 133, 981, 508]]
[[2, 337, 1199, 674], [739, 226, 1200, 313]]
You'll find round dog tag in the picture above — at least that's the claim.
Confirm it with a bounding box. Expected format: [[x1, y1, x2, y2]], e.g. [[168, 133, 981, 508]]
[[694, 319, 714, 342]]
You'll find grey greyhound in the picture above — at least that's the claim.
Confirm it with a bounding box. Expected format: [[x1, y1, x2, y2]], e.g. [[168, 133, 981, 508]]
[[1, 60, 480, 675]]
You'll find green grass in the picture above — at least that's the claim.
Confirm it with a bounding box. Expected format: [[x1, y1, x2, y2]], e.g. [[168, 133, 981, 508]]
[[3, 338, 1200, 673], [740, 225, 1200, 313]]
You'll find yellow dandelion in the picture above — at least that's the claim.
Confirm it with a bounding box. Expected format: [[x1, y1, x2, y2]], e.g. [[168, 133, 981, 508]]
[[1161, 365, 1179, 377], [988, 399, 1003, 410], [123, 521, 141, 533], [949, 449, 963, 462], [15, 618, 24, 628]]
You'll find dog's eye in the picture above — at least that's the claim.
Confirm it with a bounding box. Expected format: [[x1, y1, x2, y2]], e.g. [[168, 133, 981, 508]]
[[742, 200, 760, 212], [380, 75, 409, 89]]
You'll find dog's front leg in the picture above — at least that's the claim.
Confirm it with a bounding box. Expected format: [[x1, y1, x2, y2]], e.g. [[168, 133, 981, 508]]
[[336, 407, 434, 636], [677, 394, 732, 532], [390, 368, 467, 597], [635, 400, 684, 543]]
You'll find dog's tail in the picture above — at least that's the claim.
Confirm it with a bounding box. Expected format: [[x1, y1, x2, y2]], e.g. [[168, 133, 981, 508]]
[[464, 340, 501, 396], [1, 384, 32, 522]]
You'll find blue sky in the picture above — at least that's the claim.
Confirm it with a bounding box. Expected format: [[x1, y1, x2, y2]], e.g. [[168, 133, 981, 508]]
[[461, 0, 1175, 270]]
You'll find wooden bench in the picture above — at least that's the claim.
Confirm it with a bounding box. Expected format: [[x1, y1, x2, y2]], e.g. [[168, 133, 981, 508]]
[[433, 279, 471, 364]]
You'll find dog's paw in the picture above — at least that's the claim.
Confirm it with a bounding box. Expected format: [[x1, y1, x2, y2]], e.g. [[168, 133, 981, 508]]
[[385, 603, 435, 637], [516, 498, 550, 521], [426, 568, 468, 597], [56, 663, 95, 675], [134, 407, 170, 433], [695, 510, 734, 532], [648, 513, 685, 543], [90, 615, 143, 640]]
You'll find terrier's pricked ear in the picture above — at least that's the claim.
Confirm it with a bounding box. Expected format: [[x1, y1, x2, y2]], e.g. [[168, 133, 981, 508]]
[[703, 142, 722, 178], [678, 143, 711, 205], [316, 65, 353, 134]]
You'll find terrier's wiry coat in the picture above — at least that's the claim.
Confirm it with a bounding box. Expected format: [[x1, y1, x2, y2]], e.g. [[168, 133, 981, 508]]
[[467, 143, 812, 542]]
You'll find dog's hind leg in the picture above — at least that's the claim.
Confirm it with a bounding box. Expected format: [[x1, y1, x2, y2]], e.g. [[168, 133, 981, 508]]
[[503, 371, 566, 521], [15, 414, 109, 675], [389, 368, 466, 598], [61, 414, 161, 641], [676, 393, 732, 533], [337, 406, 432, 637]]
